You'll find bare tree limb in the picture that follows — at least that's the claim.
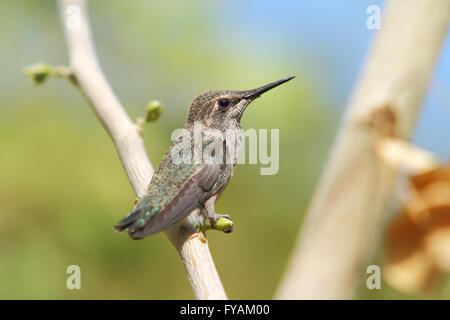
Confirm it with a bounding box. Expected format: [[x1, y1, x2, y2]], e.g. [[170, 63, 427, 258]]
[[58, 0, 227, 299], [276, 0, 449, 299]]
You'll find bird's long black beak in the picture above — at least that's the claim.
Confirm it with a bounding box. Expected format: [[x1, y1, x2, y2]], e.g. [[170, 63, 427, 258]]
[[242, 76, 295, 100]]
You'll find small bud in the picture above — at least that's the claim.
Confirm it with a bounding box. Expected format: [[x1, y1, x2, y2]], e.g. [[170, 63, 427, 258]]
[[214, 217, 233, 232], [145, 100, 163, 122], [24, 63, 54, 85]]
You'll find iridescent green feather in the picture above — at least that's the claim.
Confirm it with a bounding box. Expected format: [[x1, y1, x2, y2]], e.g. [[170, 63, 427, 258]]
[[115, 143, 201, 231]]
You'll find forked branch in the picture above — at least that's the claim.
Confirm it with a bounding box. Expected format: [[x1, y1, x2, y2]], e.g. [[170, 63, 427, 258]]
[[57, 0, 227, 299]]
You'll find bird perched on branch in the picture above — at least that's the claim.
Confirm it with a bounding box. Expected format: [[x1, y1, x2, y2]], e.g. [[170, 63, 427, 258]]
[[115, 76, 295, 239]]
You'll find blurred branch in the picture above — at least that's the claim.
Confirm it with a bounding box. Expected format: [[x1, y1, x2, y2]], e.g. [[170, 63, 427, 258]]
[[57, 0, 227, 299], [276, 0, 449, 299]]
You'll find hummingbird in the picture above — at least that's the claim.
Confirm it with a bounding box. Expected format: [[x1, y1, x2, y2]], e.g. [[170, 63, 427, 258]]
[[115, 76, 295, 239]]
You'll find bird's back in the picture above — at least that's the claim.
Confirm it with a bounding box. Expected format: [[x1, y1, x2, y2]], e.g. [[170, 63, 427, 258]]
[[115, 143, 201, 232], [115, 138, 230, 238]]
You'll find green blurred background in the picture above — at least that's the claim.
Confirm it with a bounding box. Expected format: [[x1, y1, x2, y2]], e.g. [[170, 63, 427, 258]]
[[0, 0, 448, 299]]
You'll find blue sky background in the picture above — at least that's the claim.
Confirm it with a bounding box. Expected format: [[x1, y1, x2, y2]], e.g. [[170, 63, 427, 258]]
[[211, 0, 449, 159]]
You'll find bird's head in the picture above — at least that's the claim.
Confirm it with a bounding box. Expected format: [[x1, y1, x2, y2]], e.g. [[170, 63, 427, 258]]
[[186, 76, 295, 131]]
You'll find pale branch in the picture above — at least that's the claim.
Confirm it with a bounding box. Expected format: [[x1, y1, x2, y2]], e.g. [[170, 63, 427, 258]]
[[276, 0, 449, 299], [57, 0, 227, 299]]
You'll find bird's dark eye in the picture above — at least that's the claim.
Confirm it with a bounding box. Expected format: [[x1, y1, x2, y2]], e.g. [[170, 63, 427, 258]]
[[218, 99, 230, 110]]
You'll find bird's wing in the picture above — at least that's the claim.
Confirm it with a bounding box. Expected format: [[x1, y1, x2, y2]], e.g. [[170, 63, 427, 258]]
[[115, 158, 220, 239]]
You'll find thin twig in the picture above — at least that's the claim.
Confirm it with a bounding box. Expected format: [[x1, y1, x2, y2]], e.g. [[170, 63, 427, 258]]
[[58, 0, 227, 299]]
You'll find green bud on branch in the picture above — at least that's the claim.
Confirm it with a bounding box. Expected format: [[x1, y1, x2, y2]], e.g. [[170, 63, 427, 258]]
[[24, 63, 54, 85], [24, 63, 74, 86], [145, 100, 163, 123]]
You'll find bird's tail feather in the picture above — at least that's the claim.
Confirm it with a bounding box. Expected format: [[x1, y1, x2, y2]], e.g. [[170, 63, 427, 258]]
[[114, 209, 142, 233]]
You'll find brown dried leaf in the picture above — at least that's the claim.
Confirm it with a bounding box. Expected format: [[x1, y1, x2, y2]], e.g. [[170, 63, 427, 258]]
[[384, 164, 450, 294]]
